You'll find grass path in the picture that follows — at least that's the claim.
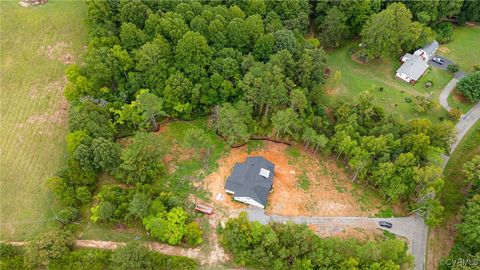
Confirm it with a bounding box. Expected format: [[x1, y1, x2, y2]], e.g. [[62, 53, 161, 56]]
[[0, 1, 87, 240]]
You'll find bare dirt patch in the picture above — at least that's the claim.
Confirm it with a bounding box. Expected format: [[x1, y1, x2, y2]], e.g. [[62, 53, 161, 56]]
[[439, 46, 450, 54], [452, 88, 471, 105], [203, 141, 369, 218], [39, 41, 75, 64]]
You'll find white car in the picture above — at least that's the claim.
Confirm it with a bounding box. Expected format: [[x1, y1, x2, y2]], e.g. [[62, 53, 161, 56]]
[[432, 57, 445, 65]]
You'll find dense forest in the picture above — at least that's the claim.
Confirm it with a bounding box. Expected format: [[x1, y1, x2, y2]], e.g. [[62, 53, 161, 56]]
[[16, 0, 475, 268]]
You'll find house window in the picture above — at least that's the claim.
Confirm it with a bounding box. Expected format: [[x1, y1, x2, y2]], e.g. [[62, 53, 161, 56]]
[[259, 168, 270, 178]]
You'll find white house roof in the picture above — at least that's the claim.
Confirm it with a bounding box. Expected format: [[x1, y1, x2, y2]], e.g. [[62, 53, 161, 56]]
[[396, 55, 429, 81]]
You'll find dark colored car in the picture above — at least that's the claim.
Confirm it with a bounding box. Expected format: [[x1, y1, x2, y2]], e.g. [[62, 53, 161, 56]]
[[432, 57, 445, 64], [379, 221, 393, 228]]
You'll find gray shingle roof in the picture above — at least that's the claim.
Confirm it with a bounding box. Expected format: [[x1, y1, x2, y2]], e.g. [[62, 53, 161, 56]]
[[422, 40, 439, 56], [224, 156, 275, 207], [396, 55, 429, 81]]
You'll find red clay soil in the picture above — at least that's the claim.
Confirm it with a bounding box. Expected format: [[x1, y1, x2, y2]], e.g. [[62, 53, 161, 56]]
[[452, 89, 470, 105], [203, 141, 369, 217]]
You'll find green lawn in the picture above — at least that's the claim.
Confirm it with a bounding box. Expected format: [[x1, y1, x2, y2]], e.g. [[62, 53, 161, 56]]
[[324, 42, 451, 122], [441, 120, 480, 218], [448, 88, 475, 114], [0, 1, 88, 240], [438, 26, 480, 114], [439, 26, 480, 72]]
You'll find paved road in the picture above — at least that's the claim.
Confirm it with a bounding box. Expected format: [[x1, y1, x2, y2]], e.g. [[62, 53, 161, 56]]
[[244, 207, 427, 270], [451, 102, 480, 151], [438, 78, 458, 112], [442, 101, 480, 168]]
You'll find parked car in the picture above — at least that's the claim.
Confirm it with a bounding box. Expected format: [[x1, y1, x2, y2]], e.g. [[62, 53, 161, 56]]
[[432, 57, 445, 64], [379, 221, 393, 228]]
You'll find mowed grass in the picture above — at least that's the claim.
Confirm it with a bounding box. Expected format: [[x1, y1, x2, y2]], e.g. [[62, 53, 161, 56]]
[[324, 42, 451, 122], [448, 88, 475, 114], [438, 26, 480, 72], [441, 120, 480, 218], [439, 26, 480, 114], [0, 1, 87, 240]]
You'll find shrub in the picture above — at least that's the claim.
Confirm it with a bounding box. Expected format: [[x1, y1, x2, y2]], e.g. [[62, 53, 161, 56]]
[[24, 229, 74, 267], [0, 243, 25, 270], [404, 97, 412, 103], [448, 108, 462, 121], [57, 207, 79, 225], [143, 207, 188, 245], [110, 242, 198, 270], [49, 248, 112, 270], [111, 242, 153, 270], [447, 64, 460, 74], [184, 222, 203, 246], [414, 95, 436, 113]]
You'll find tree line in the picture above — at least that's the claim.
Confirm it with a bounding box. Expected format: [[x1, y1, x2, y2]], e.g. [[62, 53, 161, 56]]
[[440, 155, 480, 269], [220, 212, 413, 270]]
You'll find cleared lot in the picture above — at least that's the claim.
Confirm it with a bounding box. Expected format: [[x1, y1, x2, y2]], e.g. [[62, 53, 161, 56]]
[[204, 141, 384, 218]]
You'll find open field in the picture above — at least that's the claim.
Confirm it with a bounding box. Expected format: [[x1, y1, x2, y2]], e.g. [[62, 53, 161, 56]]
[[438, 26, 480, 72], [204, 141, 394, 218], [324, 42, 451, 122], [427, 120, 480, 270], [0, 1, 88, 240]]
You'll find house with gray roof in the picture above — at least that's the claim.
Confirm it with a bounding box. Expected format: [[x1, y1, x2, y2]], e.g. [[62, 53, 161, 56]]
[[224, 156, 275, 208], [396, 40, 439, 83]]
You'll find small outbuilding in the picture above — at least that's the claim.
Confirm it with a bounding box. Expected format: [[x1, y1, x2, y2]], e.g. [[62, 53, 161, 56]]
[[224, 156, 275, 208]]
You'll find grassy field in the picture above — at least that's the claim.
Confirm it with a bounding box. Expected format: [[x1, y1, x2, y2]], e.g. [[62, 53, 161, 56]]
[[0, 1, 87, 240], [324, 42, 451, 122], [438, 26, 480, 72]]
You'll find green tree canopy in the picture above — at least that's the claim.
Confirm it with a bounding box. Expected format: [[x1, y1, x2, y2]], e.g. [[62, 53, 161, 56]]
[[115, 132, 164, 184]]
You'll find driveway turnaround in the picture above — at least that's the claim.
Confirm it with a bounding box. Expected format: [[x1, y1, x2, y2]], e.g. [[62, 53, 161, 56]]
[[243, 207, 427, 270], [428, 55, 454, 70]]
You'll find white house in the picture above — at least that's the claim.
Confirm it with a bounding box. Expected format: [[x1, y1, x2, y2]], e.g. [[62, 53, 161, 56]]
[[396, 40, 439, 84]]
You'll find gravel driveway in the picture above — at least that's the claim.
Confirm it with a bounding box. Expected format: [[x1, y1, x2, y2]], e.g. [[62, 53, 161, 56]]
[[243, 207, 427, 270]]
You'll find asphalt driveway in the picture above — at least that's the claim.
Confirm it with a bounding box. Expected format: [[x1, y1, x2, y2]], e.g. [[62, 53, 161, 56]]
[[428, 55, 454, 70]]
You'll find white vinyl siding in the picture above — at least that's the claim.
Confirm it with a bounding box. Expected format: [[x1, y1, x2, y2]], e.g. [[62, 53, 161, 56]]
[[233, 196, 265, 208]]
